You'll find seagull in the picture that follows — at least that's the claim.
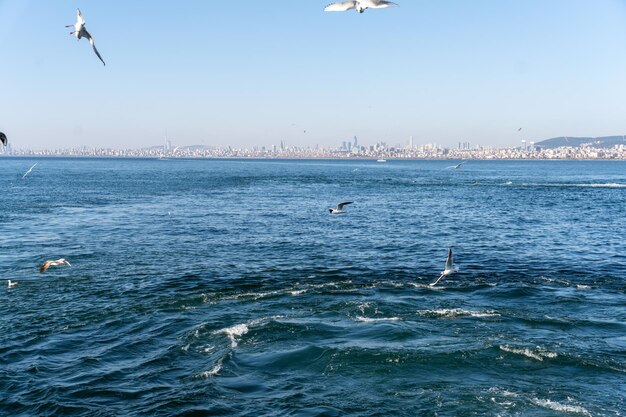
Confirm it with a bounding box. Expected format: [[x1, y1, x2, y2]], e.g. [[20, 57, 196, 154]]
[[518, 127, 523, 131], [324, 0, 398, 13], [454, 161, 465, 170], [329, 202, 353, 214], [7, 280, 18, 288], [39, 259, 72, 273], [430, 248, 458, 287], [0, 132, 7, 146], [22, 163, 38, 179], [66, 9, 106, 66]]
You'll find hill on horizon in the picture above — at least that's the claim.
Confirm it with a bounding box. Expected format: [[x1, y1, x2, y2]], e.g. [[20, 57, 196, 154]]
[[535, 135, 626, 149]]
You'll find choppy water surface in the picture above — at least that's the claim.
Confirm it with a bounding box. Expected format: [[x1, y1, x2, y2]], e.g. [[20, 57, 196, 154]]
[[1, 158, 625, 416]]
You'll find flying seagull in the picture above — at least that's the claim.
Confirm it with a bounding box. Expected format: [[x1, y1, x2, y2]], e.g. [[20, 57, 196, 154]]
[[329, 202, 353, 214], [324, 0, 398, 13], [7, 280, 18, 289], [66, 9, 106, 66], [39, 259, 72, 273], [22, 163, 38, 179], [518, 127, 523, 131], [430, 248, 458, 287], [0, 132, 7, 146], [454, 161, 465, 170]]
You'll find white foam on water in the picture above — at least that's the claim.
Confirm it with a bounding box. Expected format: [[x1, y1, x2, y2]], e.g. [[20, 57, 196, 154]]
[[200, 345, 215, 354], [213, 316, 284, 349], [223, 289, 285, 301], [290, 289, 307, 296], [215, 324, 249, 348], [521, 182, 626, 189], [357, 302, 374, 314], [574, 183, 626, 188], [199, 357, 225, 378], [417, 309, 501, 318], [488, 387, 519, 398], [407, 283, 445, 290], [499, 345, 558, 362], [576, 285, 592, 290], [355, 316, 401, 323], [531, 398, 591, 416]]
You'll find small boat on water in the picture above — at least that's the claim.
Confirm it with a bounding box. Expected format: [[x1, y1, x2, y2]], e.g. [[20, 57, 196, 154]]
[[377, 159, 387, 163]]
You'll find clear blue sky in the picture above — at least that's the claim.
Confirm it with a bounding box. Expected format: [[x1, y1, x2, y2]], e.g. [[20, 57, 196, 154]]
[[1, 0, 626, 149]]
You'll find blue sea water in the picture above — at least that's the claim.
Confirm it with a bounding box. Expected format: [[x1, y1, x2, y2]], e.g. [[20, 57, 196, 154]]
[[0, 158, 625, 416]]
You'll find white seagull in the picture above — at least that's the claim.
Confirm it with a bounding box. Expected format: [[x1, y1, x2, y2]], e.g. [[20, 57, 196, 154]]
[[22, 163, 38, 179], [40, 259, 72, 273], [7, 280, 18, 289], [324, 0, 398, 13], [66, 9, 106, 66], [454, 161, 465, 170], [430, 248, 458, 287], [329, 202, 353, 214]]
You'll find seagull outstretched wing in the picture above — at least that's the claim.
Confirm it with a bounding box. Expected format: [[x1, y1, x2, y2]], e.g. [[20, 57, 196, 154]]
[[337, 202, 353, 210], [361, 0, 398, 8], [430, 273, 445, 287], [77, 8, 85, 25], [445, 248, 453, 271], [83, 29, 106, 66], [324, 1, 358, 11]]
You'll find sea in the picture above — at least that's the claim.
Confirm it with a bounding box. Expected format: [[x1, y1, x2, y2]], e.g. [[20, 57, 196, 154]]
[[0, 158, 624, 416]]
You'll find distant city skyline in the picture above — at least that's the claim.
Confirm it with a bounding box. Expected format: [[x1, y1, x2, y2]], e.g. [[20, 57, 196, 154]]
[[1, 0, 626, 149]]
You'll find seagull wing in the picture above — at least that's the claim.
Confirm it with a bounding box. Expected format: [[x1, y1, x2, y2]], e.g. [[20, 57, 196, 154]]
[[324, 1, 358, 12], [363, 0, 398, 8], [22, 163, 37, 178], [445, 248, 453, 271], [430, 273, 445, 287], [40, 261, 51, 273], [0, 132, 7, 146], [77, 8, 85, 25], [83, 29, 106, 66], [337, 202, 353, 210]]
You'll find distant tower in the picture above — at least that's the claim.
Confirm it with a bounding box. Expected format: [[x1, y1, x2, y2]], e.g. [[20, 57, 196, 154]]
[[353, 136, 358, 148], [522, 139, 527, 151], [409, 136, 414, 149], [530, 141, 535, 152]]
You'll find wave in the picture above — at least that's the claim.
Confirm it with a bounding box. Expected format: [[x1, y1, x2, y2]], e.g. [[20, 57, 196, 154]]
[[214, 324, 249, 348], [531, 398, 591, 416], [216, 282, 344, 302], [516, 182, 626, 189], [354, 316, 401, 323], [499, 345, 558, 362], [199, 357, 225, 378], [416, 309, 500, 318]]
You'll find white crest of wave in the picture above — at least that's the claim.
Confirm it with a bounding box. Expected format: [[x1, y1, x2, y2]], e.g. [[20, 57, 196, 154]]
[[574, 183, 626, 188], [417, 309, 500, 318], [531, 398, 591, 416], [199, 357, 225, 378], [215, 324, 249, 348], [523, 182, 626, 188], [355, 316, 401, 322], [213, 316, 284, 349], [499, 345, 558, 361]]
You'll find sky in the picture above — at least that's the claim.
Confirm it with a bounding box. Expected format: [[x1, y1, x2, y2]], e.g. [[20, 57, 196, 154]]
[[1, 0, 626, 150]]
